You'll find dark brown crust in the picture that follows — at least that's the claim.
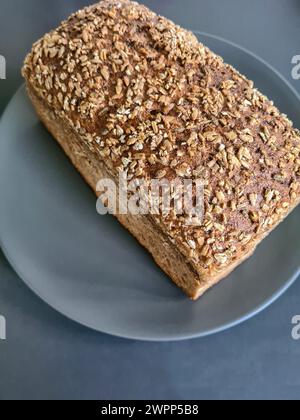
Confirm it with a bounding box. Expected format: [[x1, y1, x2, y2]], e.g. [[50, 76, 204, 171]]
[[26, 83, 205, 298], [27, 81, 300, 299], [22, 0, 300, 298]]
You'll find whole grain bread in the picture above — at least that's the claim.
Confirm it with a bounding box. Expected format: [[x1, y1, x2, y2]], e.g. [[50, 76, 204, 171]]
[[22, 0, 300, 299]]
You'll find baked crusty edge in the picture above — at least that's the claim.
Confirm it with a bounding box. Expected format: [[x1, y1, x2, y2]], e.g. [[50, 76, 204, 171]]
[[25, 83, 300, 299]]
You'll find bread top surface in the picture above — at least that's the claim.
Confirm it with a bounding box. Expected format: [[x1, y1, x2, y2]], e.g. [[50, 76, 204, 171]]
[[22, 0, 300, 278]]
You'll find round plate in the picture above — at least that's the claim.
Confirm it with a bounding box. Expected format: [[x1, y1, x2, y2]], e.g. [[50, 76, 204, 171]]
[[1, 33, 300, 341]]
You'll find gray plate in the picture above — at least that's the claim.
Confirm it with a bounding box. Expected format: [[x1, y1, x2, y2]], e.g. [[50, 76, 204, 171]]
[[0, 33, 300, 342]]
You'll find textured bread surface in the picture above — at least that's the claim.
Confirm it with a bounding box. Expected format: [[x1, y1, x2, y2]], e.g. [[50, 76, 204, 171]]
[[22, 0, 300, 299]]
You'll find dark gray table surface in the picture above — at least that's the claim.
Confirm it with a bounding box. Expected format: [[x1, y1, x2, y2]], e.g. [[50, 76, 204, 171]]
[[0, 0, 300, 400]]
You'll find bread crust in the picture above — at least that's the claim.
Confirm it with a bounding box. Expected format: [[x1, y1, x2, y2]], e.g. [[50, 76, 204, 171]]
[[26, 84, 205, 298], [22, 0, 300, 299]]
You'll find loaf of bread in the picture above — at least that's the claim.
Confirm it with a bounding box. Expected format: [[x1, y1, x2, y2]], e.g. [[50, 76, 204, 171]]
[[22, 0, 300, 299]]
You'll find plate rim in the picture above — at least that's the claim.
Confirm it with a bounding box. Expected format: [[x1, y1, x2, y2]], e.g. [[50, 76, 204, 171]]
[[1, 32, 300, 342]]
